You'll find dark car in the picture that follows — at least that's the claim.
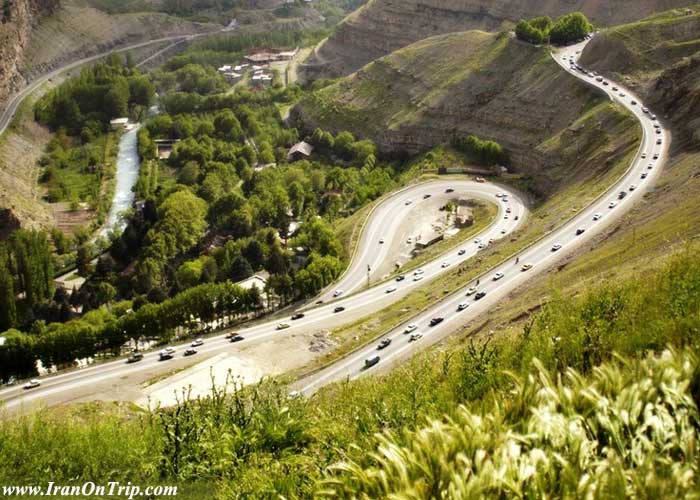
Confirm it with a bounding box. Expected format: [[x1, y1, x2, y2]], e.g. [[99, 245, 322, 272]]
[[378, 339, 392, 350], [576, 228, 586, 236], [184, 348, 197, 356], [291, 312, 305, 320], [126, 352, 143, 363], [396, 275, 406, 282], [445, 188, 455, 193], [364, 356, 381, 369], [334, 306, 345, 313], [230, 334, 244, 343], [429, 317, 444, 327], [618, 191, 627, 200], [423, 194, 432, 199], [225, 331, 240, 340], [475, 291, 487, 300]]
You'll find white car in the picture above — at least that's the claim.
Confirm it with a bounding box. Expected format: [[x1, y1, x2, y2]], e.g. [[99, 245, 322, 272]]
[[277, 323, 290, 330], [457, 302, 469, 311], [333, 290, 343, 297], [406, 237, 413, 244], [405, 200, 413, 206], [24, 379, 41, 390], [551, 243, 562, 252], [441, 262, 450, 268], [478, 243, 487, 250], [495, 193, 503, 198], [466, 287, 478, 296], [414, 269, 424, 276], [404, 323, 418, 334], [386, 286, 397, 294], [413, 274, 424, 282], [593, 213, 602, 221], [191, 338, 204, 347], [609, 201, 617, 209], [474, 238, 482, 244], [521, 263, 534, 272], [642, 107, 649, 113], [493, 272, 505, 281]]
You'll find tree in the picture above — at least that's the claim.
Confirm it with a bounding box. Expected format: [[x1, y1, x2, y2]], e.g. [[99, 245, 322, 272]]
[[229, 255, 253, 282], [0, 254, 16, 330], [549, 13, 592, 45], [515, 20, 544, 45]]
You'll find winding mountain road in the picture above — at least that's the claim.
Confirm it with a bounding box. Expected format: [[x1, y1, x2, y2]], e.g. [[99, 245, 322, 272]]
[[0, 36, 669, 410]]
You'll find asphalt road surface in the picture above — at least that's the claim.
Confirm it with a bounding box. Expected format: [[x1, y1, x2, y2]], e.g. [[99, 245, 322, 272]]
[[1, 180, 526, 409], [296, 37, 669, 394]]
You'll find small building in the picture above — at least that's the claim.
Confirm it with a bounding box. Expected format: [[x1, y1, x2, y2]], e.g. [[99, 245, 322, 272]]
[[414, 230, 444, 250], [287, 141, 314, 162], [235, 272, 269, 292], [154, 139, 181, 160], [110, 118, 129, 130], [223, 71, 242, 83], [456, 206, 474, 228], [217, 65, 233, 73]]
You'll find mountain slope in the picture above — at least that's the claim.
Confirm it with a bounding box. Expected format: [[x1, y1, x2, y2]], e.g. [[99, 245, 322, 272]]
[[295, 31, 639, 196], [302, 0, 698, 79]]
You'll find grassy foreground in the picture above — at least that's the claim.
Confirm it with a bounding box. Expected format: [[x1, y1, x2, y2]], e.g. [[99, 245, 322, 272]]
[[2, 244, 700, 498]]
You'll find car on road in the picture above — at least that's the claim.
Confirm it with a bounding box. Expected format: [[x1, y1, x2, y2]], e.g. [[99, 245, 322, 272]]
[[612, 86, 618, 91], [656, 129, 662, 135], [475, 177, 485, 183], [457, 302, 469, 311], [501, 229, 507, 234], [423, 194, 432, 199], [404, 323, 418, 334], [653, 154, 659, 160], [651, 114, 657, 120], [506, 207, 512, 213], [521, 263, 533, 271], [495, 193, 504, 198], [184, 348, 197, 357], [618, 191, 627, 200], [225, 331, 240, 340], [647, 164, 654, 170], [619, 92, 626, 97], [641, 153, 647, 159], [191, 338, 204, 347], [593, 213, 602, 221], [378, 339, 392, 350], [642, 107, 649, 113], [641, 173, 648, 179], [631, 100, 637, 106], [446, 188, 455, 193], [406, 237, 412, 244], [230, 334, 244, 342], [24, 379, 41, 390], [441, 262, 450, 268], [334, 306, 345, 313], [629, 185, 637, 191], [466, 287, 478, 296], [609, 201, 618, 208], [127, 352, 144, 363], [493, 272, 505, 281], [414, 269, 424, 276], [365, 356, 381, 368], [396, 275, 406, 282], [386, 286, 397, 294], [458, 249, 466, 256], [657, 139, 663, 145], [291, 312, 305, 320], [333, 290, 343, 298], [379, 238, 385, 244], [478, 243, 487, 250], [277, 323, 290, 330], [413, 274, 424, 282], [409, 333, 423, 342], [159, 347, 176, 361], [405, 200, 413, 206], [474, 291, 487, 300], [596, 76, 603, 82], [552, 243, 563, 252], [576, 228, 586, 236]]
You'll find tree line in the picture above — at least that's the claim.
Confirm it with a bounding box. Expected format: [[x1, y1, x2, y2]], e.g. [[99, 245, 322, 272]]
[[0, 281, 261, 382], [450, 134, 509, 166], [515, 12, 593, 46]]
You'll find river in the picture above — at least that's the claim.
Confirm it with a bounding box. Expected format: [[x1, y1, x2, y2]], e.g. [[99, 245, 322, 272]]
[[99, 125, 141, 238]]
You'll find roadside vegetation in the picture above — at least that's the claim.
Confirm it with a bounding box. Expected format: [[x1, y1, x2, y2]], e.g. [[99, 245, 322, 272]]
[[515, 12, 593, 45], [2, 246, 699, 497]]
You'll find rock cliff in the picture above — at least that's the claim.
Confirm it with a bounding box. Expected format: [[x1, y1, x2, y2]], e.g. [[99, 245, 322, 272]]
[[302, 0, 698, 79]]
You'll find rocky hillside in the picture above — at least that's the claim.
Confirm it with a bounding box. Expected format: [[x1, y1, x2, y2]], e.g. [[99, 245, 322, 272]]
[[0, 0, 58, 107], [302, 0, 698, 78], [580, 5, 700, 147], [295, 30, 641, 196]]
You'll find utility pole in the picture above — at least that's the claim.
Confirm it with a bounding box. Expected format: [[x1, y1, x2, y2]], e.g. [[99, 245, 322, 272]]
[[367, 264, 371, 289]]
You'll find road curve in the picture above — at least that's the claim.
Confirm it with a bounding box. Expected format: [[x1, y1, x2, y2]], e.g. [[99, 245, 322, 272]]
[[0, 180, 526, 410], [296, 37, 669, 394]]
